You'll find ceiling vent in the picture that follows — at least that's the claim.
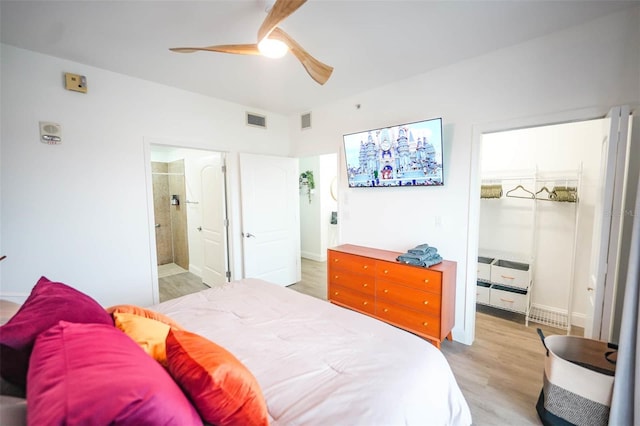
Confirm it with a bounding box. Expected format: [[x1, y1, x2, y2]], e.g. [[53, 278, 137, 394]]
[[301, 112, 312, 130], [246, 112, 266, 129]]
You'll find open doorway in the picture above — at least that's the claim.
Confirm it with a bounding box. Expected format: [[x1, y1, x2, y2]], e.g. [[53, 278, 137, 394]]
[[476, 118, 605, 336], [290, 153, 337, 299], [150, 145, 230, 302]]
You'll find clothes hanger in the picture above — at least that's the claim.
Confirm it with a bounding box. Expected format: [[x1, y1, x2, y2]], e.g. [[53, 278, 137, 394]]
[[505, 184, 534, 199], [535, 186, 555, 201]]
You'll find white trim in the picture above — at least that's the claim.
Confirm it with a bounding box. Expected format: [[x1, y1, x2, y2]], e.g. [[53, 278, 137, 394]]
[[0, 293, 30, 304], [301, 251, 326, 262], [464, 106, 611, 345]]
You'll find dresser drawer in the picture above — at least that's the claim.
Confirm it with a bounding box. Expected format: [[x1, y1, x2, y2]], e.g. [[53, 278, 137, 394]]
[[329, 284, 375, 316], [376, 301, 440, 338], [328, 251, 376, 277], [376, 261, 441, 294], [376, 280, 441, 316], [327, 271, 375, 296]]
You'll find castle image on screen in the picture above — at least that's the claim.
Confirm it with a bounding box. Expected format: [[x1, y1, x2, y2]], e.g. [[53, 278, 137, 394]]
[[343, 118, 444, 187]]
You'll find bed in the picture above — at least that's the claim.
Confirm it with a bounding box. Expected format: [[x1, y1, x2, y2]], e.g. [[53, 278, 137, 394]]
[[151, 278, 472, 425], [0, 277, 472, 425]]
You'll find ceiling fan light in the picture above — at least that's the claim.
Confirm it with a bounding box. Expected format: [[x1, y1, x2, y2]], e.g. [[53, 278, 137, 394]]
[[258, 38, 288, 58]]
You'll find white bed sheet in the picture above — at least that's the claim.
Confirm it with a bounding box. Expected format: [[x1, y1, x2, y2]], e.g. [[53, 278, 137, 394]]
[[152, 278, 472, 426]]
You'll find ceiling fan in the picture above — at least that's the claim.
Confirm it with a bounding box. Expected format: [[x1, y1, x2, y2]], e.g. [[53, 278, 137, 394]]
[[169, 0, 333, 85]]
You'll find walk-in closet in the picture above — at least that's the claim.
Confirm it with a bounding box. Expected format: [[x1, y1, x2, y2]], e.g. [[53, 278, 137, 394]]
[[477, 118, 604, 334]]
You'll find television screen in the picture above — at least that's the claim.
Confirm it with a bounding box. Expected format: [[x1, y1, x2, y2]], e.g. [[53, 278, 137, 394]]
[[343, 117, 444, 187]]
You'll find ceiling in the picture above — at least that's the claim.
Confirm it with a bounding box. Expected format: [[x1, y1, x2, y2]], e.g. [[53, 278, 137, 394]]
[[1, 0, 636, 115]]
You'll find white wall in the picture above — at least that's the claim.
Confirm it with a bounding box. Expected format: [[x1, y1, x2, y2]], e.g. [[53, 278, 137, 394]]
[[480, 119, 604, 327], [289, 8, 640, 344], [0, 44, 290, 306], [299, 156, 321, 260]]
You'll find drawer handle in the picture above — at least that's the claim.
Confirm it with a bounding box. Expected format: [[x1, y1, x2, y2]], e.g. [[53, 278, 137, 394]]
[[383, 308, 388, 313], [383, 289, 389, 293], [334, 258, 339, 262], [334, 275, 339, 279], [424, 279, 429, 284], [501, 275, 515, 280], [362, 283, 368, 287], [423, 300, 429, 305], [422, 321, 429, 326], [384, 270, 389, 274], [363, 265, 368, 269], [500, 298, 515, 303], [363, 301, 368, 306], [334, 291, 339, 296]]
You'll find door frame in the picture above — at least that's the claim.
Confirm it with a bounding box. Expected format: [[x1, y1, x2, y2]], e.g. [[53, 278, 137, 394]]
[[143, 137, 234, 304], [464, 106, 616, 345]]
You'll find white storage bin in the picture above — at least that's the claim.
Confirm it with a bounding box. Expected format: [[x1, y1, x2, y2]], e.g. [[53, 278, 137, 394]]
[[490, 259, 530, 289], [477, 256, 494, 282], [489, 285, 528, 313], [476, 281, 491, 305]]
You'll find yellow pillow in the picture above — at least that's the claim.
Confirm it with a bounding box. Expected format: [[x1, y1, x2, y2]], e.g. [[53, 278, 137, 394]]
[[113, 312, 170, 366]]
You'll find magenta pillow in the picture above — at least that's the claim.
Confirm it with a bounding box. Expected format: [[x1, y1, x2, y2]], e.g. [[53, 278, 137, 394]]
[[0, 276, 113, 388], [27, 321, 202, 425]]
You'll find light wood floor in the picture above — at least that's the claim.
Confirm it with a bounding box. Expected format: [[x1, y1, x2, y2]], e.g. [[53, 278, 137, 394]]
[[162, 258, 578, 425], [158, 268, 209, 302]]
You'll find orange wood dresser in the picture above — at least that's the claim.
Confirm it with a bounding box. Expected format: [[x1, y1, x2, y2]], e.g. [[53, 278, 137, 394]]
[[327, 244, 456, 348]]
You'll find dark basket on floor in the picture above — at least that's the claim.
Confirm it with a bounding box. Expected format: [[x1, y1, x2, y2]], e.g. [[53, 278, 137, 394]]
[[536, 329, 616, 426]]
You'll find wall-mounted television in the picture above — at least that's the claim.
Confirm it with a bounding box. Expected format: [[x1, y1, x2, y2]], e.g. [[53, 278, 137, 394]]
[[343, 117, 444, 187]]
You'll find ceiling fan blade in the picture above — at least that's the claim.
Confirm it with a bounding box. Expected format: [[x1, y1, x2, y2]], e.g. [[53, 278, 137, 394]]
[[257, 0, 307, 42], [170, 44, 260, 55], [269, 27, 333, 85]]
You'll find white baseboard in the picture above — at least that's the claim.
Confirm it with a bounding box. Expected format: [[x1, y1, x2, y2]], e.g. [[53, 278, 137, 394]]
[[570, 312, 585, 328], [0, 293, 29, 304], [189, 265, 203, 277], [301, 251, 326, 262]]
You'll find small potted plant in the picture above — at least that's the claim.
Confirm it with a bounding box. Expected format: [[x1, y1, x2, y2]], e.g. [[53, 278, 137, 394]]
[[299, 170, 315, 203]]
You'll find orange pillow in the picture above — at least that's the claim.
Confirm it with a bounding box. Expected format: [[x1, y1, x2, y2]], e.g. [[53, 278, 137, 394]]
[[166, 329, 269, 426], [113, 312, 170, 366], [106, 305, 183, 330]]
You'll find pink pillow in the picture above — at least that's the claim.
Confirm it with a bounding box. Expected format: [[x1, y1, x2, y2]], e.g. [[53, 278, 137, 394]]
[[0, 276, 114, 388], [27, 321, 202, 425], [166, 329, 269, 426]]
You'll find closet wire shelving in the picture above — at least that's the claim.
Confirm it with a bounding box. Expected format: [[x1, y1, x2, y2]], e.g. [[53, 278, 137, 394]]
[[479, 166, 582, 334]]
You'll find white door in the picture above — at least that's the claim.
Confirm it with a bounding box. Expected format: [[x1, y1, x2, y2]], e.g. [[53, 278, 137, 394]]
[[200, 155, 229, 286], [586, 106, 630, 340], [240, 153, 301, 286]]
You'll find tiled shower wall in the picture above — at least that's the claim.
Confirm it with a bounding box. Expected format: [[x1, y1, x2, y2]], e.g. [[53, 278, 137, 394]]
[[151, 160, 189, 269]]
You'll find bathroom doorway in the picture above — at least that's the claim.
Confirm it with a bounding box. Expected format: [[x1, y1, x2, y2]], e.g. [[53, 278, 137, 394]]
[[150, 145, 229, 302]]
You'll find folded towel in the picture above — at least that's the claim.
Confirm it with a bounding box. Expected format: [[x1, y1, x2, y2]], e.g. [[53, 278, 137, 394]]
[[421, 255, 443, 268], [396, 256, 424, 266], [408, 246, 437, 256], [397, 253, 429, 262], [397, 253, 443, 268]]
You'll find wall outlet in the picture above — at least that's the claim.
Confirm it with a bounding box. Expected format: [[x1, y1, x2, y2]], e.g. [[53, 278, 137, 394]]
[[64, 73, 87, 93]]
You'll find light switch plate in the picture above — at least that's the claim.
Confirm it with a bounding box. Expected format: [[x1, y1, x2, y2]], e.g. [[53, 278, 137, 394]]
[[64, 73, 87, 93]]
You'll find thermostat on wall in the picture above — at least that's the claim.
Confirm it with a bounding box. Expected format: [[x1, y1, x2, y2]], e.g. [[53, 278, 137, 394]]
[[39, 122, 62, 144]]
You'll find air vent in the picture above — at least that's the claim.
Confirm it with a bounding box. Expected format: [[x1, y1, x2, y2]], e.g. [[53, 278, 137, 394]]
[[301, 112, 312, 130], [246, 112, 266, 128]]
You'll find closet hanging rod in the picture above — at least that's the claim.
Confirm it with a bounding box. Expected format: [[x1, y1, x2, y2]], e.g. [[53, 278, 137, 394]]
[[151, 172, 185, 176]]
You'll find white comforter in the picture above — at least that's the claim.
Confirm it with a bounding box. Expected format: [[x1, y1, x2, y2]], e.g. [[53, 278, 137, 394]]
[[152, 278, 472, 426]]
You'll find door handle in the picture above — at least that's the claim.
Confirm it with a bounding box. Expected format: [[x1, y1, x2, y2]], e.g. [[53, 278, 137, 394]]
[[244, 232, 256, 238], [155, 224, 161, 228], [197, 226, 202, 231]]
